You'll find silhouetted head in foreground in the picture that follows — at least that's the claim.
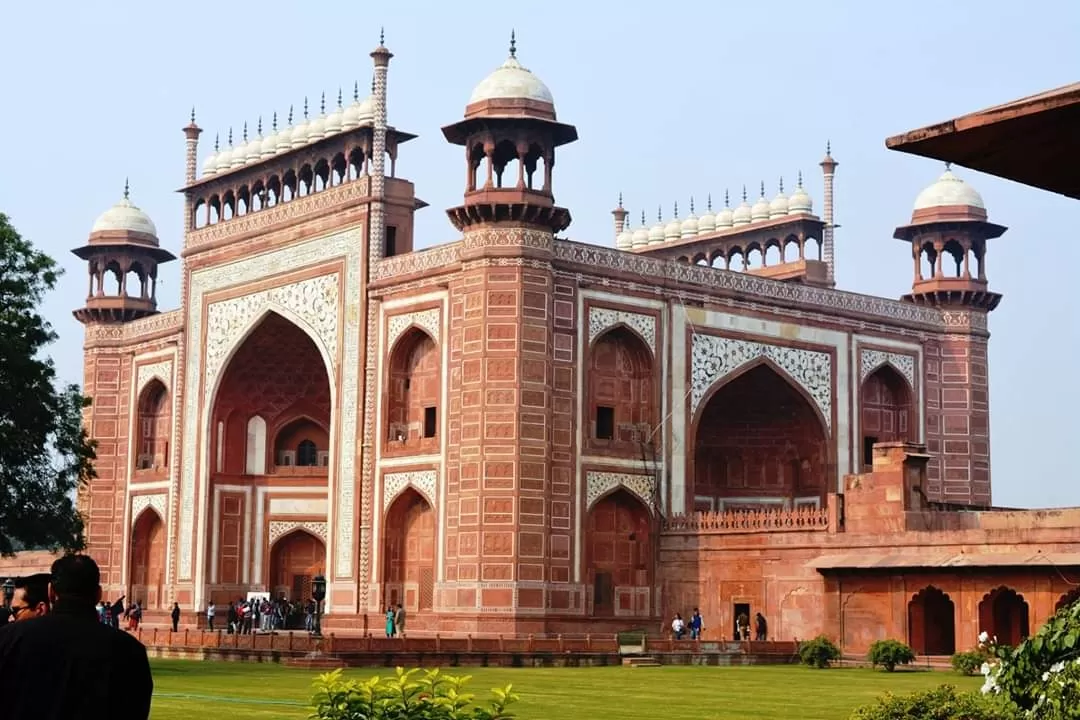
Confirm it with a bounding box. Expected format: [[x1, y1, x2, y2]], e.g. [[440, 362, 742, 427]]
[[49, 555, 102, 609]]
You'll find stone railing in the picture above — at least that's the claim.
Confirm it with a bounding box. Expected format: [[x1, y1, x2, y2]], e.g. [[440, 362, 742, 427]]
[[373, 242, 462, 281], [663, 506, 830, 533]]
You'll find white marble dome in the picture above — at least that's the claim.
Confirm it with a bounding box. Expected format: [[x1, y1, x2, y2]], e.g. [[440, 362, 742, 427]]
[[324, 103, 344, 136], [751, 186, 771, 222], [91, 189, 158, 237], [788, 178, 813, 214], [469, 53, 554, 106], [716, 195, 735, 228], [216, 144, 235, 172], [732, 193, 753, 226], [260, 130, 278, 159], [648, 216, 666, 245], [697, 202, 716, 234], [201, 152, 220, 177], [914, 167, 985, 211], [632, 223, 650, 248], [664, 213, 682, 241], [680, 207, 699, 238], [769, 184, 789, 218], [616, 225, 634, 250]]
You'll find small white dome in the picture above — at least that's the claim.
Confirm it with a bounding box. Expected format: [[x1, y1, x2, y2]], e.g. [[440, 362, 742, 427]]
[[914, 167, 985, 211], [751, 185, 771, 222], [680, 208, 699, 238], [91, 187, 157, 237], [769, 183, 789, 219], [342, 91, 375, 130], [664, 210, 682, 241], [732, 191, 752, 226], [201, 152, 219, 177], [291, 113, 310, 148], [324, 102, 344, 137], [648, 214, 666, 245], [245, 133, 264, 163], [275, 122, 294, 153], [788, 176, 812, 214], [216, 144, 234, 172], [616, 226, 634, 250], [260, 131, 278, 159], [469, 51, 554, 106], [632, 224, 650, 248], [307, 101, 328, 141], [716, 194, 734, 228], [697, 200, 716, 234]]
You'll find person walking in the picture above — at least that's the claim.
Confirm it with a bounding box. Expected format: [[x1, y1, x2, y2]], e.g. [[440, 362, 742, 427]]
[[0, 554, 153, 719], [754, 612, 768, 641], [689, 608, 705, 640], [384, 605, 395, 638], [206, 601, 216, 631], [170, 602, 181, 632], [394, 604, 406, 638]]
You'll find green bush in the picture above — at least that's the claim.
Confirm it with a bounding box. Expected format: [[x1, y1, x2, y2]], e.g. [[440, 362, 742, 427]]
[[309, 667, 519, 720], [868, 639, 916, 672], [849, 684, 1017, 720], [799, 635, 842, 669], [952, 649, 989, 676]]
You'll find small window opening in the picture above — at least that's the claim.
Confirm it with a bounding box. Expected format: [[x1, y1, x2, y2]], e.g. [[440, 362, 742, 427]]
[[863, 436, 878, 468], [297, 439, 318, 467], [385, 226, 398, 257], [596, 406, 615, 440], [423, 407, 437, 438]]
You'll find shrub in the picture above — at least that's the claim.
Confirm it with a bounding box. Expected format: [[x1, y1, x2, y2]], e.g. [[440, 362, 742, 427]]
[[799, 635, 842, 669], [849, 684, 1018, 720], [952, 649, 990, 676], [309, 667, 519, 720], [868, 639, 916, 672]]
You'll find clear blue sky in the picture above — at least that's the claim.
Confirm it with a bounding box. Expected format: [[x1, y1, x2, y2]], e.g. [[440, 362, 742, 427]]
[[2, 1, 1077, 508]]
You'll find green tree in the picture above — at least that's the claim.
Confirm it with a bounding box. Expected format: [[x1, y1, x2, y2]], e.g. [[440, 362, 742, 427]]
[[0, 212, 96, 556]]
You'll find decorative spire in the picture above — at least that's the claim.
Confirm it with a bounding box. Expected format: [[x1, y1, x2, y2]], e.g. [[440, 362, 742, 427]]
[[123, 178, 130, 200], [228, 127, 233, 146], [288, 105, 294, 125], [371, 76, 376, 93], [945, 161, 952, 171], [759, 181, 766, 198], [320, 92, 326, 115], [337, 87, 343, 108], [690, 196, 695, 214], [380, 26, 385, 45], [272, 112, 278, 132], [242, 122, 248, 142], [797, 170, 803, 187], [214, 133, 220, 152], [707, 193, 713, 212], [725, 189, 731, 207], [303, 97, 309, 119], [742, 185, 747, 202], [779, 176, 784, 193], [509, 29, 517, 58], [826, 140, 832, 156], [641, 210, 646, 225], [190, 107, 196, 124], [353, 81, 359, 102], [618, 191, 623, 208], [657, 206, 662, 222], [673, 201, 679, 218], [257, 116, 263, 136]]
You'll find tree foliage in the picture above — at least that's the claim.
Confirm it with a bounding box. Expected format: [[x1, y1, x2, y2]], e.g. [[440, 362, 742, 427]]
[[849, 684, 1017, 720], [0, 212, 95, 556], [309, 667, 518, 720], [799, 635, 842, 669], [868, 639, 917, 672]]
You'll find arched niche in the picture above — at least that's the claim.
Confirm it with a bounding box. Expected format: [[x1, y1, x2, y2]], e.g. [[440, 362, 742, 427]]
[[908, 586, 956, 655], [268, 530, 326, 602], [245, 415, 267, 475], [382, 488, 435, 612], [859, 364, 914, 468], [211, 311, 332, 477], [1056, 587, 1080, 612], [136, 379, 170, 473], [385, 328, 440, 450], [586, 489, 652, 617], [692, 362, 829, 512], [979, 586, 1030, 647], [129, 508, 166, 609], [587, 327, 656, 451], [273, 416, 329, 469]]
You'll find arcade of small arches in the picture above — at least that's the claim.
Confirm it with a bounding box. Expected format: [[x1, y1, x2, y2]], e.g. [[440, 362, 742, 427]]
[[466, 134, 552, 194], [903, 585, 1075, 656], [676, 233, 823, 271], [85, 255, 162, 301], [191, 131, 403, 229], [914, 235, 986, 284]]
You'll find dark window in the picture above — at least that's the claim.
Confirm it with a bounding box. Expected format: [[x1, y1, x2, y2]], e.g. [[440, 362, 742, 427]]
[[423, 407, 437, 438], [297, 439, 318, 467], [594, 572, 614, 613], [863, 436, 878, 467], [385, 226, 398, 257], [596, 406, 615, 440]]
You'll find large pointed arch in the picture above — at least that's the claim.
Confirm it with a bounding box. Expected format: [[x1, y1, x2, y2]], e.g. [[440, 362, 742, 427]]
[[129, 506, 166, 609], [385, 326, 441, 448], [585, 488, 653, 617], [691, 360, 832, 511], [586, 326, 658, 450]]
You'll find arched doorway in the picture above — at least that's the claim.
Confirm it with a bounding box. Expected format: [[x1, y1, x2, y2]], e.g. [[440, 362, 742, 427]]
[[129, 509, 166, 608], [587, 327, 656, 450], [908, 586, 956, 655], [693, 363, 829, 512], [269, 530, 326, 602], [859, 364, 912, 468], [386, 328, 440, 450], [383, 489, 436, 611], [979, 587, 1030, 647], [136, 379, 170, 473], [211, 311, 332, 586], [586, 489, 652, 617], [1056, 588, 1080, 612]]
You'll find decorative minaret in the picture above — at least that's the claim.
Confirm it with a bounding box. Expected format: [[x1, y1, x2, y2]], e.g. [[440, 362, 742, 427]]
[[183, 109, 202, 231], [820, 141, 838, 287], [369, 28, 393, 268], [893, 165, 1005, 506], [72, 180, 176, 324], [612, 192, 628, 237], [440, 32, 580, 632]]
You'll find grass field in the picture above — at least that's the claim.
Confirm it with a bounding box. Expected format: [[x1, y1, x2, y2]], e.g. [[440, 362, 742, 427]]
[[149, 659, 981, 719]]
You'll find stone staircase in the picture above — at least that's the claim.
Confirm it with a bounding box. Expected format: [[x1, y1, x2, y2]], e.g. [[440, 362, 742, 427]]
[[622, 655, 662, 667]]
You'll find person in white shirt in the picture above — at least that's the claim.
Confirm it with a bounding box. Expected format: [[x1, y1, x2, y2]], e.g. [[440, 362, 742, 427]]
[[671, 613, 685, 640], [206, 602, 216, 630]]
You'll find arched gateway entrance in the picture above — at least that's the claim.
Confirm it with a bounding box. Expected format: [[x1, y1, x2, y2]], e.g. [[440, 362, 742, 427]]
[[269, 530, 326, 602], [586, 490, 652, 616], [693, 363, 830, 512], [383, 489, 436, 611], [908, 586, 956, 655], [129, 509, 166, 608]]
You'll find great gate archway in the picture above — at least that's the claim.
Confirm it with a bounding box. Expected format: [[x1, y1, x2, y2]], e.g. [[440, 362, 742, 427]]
[[586, 489, 652, 617], [268, 530, 326, 602], [129, 509, 166, 608], [693, 363, 830, 512], [908, 586, 956, 655], [383, 489, 436, 612]]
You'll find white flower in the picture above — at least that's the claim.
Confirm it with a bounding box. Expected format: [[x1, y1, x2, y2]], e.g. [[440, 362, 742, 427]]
[[979, 631, 990, 644]]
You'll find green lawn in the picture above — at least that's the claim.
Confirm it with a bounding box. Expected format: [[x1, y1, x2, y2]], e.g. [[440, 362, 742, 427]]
[[149, 659, 981, 719]]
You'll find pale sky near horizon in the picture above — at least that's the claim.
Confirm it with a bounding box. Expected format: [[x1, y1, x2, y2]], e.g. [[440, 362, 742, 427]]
[[2, 1, 1077, 508]]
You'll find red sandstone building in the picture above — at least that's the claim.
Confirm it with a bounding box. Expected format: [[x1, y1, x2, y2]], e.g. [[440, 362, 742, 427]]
[[57, 36, 1080, 654]]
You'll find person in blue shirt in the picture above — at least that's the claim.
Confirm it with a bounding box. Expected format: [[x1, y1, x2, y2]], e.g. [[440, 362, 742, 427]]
[[689, 608, 705, 639]]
